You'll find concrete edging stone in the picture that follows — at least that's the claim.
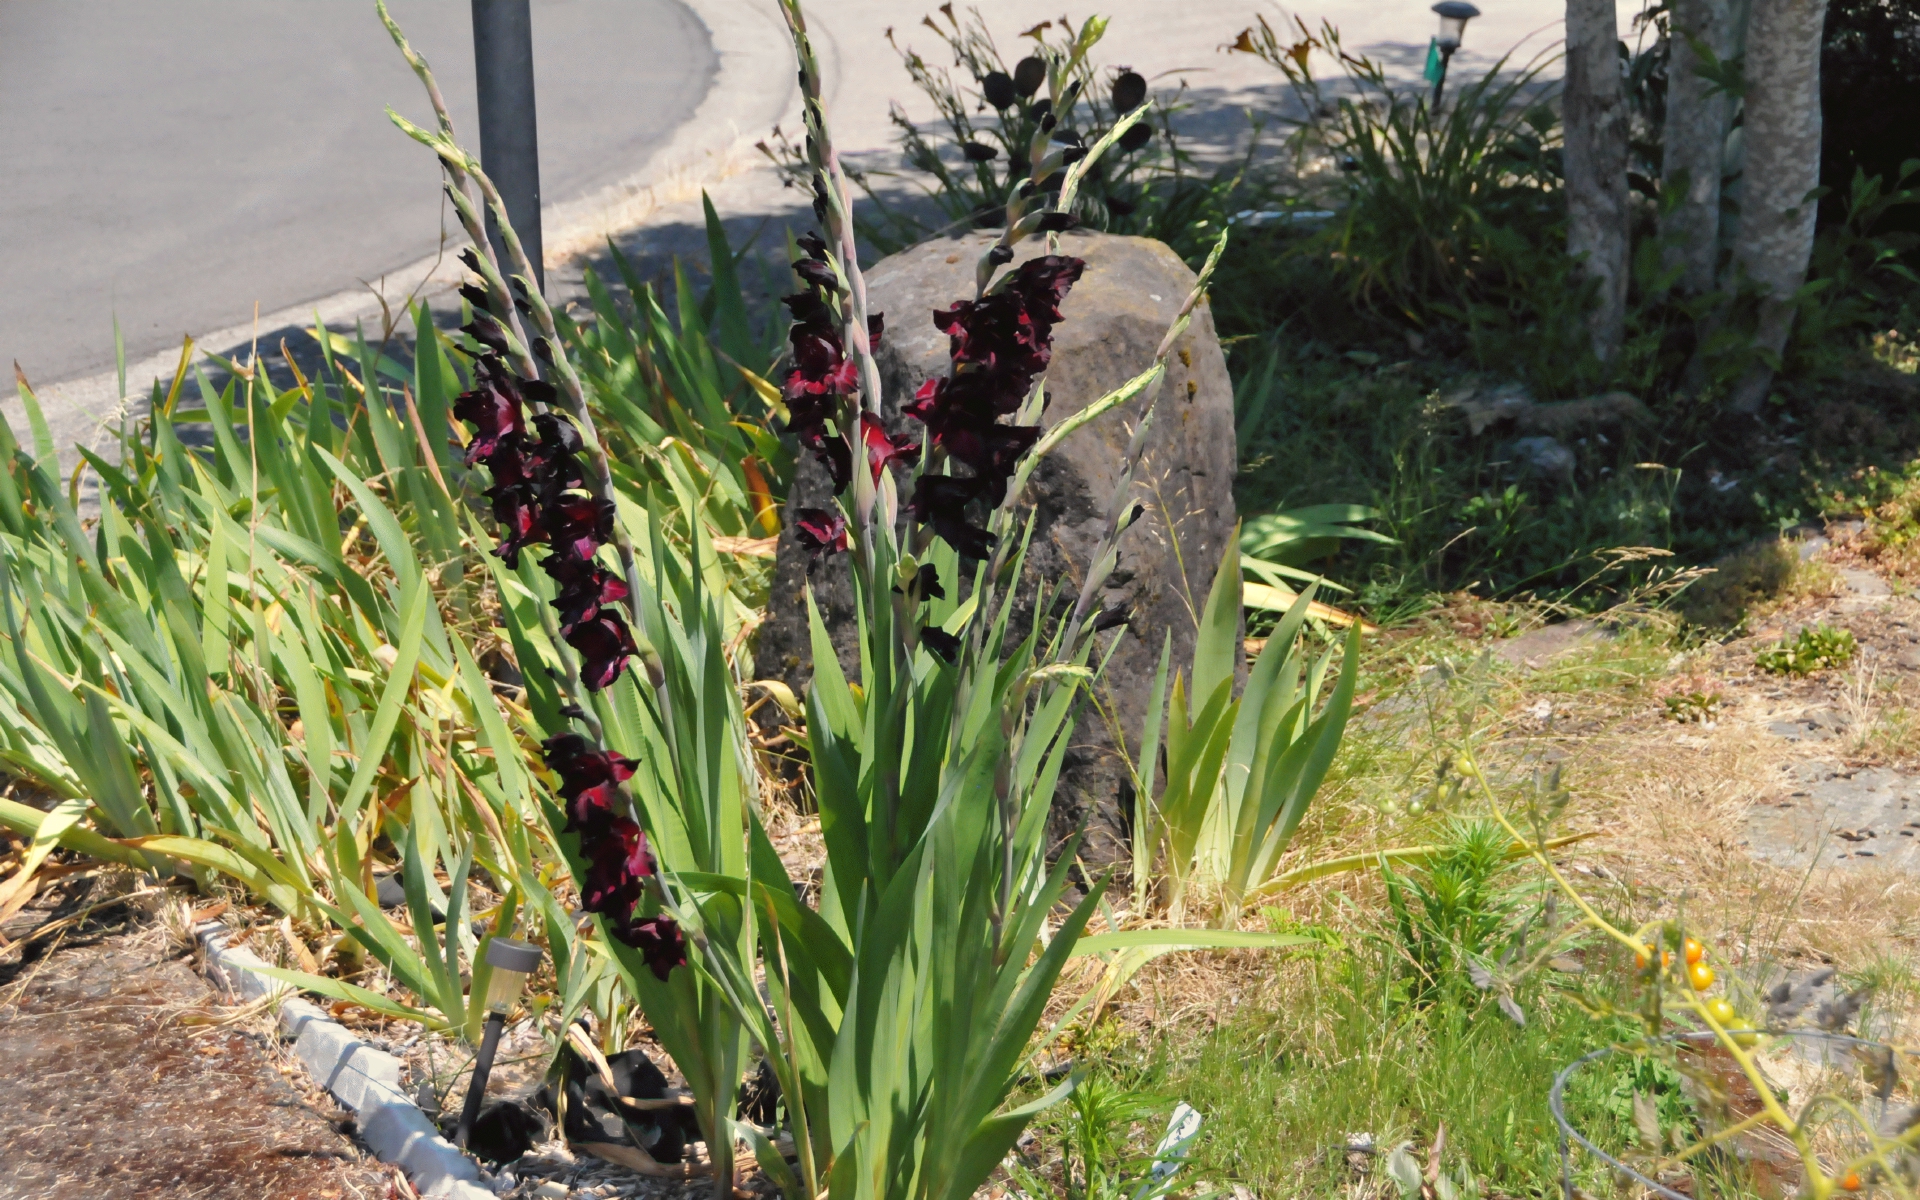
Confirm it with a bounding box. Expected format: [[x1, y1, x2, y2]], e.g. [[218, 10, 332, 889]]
[[195, 921, 496, 1200]]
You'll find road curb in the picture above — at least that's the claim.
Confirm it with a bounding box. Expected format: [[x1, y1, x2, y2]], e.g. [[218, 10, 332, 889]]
[[196, 921, 495, 1200], [540, 0, 800, 262]]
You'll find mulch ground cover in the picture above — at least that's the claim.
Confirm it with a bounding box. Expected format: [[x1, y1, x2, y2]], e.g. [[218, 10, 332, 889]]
[[0, 885, 397, 1200]]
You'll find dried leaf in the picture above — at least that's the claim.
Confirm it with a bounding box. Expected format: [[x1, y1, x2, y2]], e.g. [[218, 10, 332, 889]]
[[1632, 1092, 1661, 1149], [1497, 994, 1526, 1026]]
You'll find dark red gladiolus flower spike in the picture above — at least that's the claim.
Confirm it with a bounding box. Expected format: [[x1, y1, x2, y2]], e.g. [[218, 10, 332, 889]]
[[779, 237, 886, 498], [544, 734, 662, 933], [542, 734, 637, 828], [565, 613, 640, 691], [452, 365, 524, 465], [904, 254, 1084, 554], [793, 508, 850, 560], [623, 914, 687, 981], [907, 475, 995, 561], [581, 817, 653, 914], [860, 414, 919, 482]]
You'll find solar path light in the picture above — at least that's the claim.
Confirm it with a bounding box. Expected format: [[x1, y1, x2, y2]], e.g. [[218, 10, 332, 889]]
[[1426, 2, 1482, 103], [453, 936, 542, 1150]]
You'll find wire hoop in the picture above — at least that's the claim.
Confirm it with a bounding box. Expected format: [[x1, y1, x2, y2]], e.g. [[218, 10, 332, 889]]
[[1549, 1028, 1894, 1200]]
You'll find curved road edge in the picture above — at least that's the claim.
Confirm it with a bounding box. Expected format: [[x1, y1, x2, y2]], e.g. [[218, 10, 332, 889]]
[[10, 0, 800, 469]]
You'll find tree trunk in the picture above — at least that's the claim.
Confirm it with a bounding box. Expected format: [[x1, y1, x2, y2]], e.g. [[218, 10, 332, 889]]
[[1725, 0, 1829, 413], [1660, 0, 1735, 295], [1563, 0, 1632, 363]]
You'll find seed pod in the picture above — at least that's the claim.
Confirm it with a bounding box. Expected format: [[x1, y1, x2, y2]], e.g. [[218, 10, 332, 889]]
[[981, 70, 1016, 109], [1111, 69, 1147, 114], [1013, 55, 1046, 98], [1118, 122, 1153, 153], [962, 141, 999, 162]]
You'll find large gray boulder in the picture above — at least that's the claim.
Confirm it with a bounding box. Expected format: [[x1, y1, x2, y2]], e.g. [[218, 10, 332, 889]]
[[752, 229, 1238, 862]]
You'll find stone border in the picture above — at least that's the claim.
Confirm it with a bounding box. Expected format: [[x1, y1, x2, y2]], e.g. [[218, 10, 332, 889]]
[[195, 921, 495, 1200]]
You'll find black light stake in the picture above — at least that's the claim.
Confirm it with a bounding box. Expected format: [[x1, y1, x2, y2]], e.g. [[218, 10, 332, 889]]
[[453, 937, 542, 1150], [470, 0, 544, 291], [1429, 2, 1482, 104]]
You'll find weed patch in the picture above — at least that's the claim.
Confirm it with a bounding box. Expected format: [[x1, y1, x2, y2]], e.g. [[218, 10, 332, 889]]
[[1756, 623, 1859, 675]]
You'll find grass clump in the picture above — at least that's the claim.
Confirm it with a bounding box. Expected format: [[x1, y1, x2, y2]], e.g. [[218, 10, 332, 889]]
[[1756, 623, 1859, 675], [1129, 950, 1651, 1198], [1680, 540, 1801, 631]]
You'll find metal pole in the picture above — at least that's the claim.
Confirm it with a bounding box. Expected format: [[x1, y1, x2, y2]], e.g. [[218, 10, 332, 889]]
[[471, 0, 543, 292], [453, 1011, 507, 1148], [1433, 45, 1455, 104]]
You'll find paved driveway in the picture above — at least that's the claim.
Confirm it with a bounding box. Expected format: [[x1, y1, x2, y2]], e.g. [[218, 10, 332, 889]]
[[0, 0, 713, 389]]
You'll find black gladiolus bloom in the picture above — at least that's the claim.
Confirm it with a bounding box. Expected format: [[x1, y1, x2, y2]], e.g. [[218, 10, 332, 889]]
[[779, 235, 886, 496], [793, 257, 842, 294], [907, 475, 995, 561], [581, 817, 654, 915], [981, 70, 1016, 109], [543, 734, 638, 827], [920, 626, 961, 663], [1012, 56, 1046, 97], [463, 315, 510, 356], [452, 370, 524, 465], [1111, 69, 1148, 114], [902, 254, 1084, 526], [459, 281, 495, 315], [860, 415, 919, 482], [910, 563, 945, 601], [793, 508, 850, 560], [565, 613, 640, 691], [623, 914, 687, 981], [1118, 122, 1154, 154], [543, 493, 617, 564]]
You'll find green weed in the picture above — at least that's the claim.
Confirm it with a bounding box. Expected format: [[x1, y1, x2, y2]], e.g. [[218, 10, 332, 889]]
[[1756, 623, 1858, 675]]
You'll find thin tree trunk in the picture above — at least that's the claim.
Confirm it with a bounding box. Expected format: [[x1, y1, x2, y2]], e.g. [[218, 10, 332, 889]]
[[1563, 0, 1632, 363], [1661, 0, 1734, 295], [1725, 0, 1829, 413]]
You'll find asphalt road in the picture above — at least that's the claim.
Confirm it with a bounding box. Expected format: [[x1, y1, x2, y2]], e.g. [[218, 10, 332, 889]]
[[0, 0, 714, 390]]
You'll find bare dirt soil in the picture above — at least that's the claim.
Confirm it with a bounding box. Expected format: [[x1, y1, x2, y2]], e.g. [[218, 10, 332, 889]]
[[0, 895, 396, 1200]]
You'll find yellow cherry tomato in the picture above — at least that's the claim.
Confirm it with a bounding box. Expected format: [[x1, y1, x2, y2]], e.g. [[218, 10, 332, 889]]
[[1688, 961, 1717, 991], [1706, 997, 1738, 1026], [1683, 937, 1704, 965], [1840, 1171, 1863, 1192]]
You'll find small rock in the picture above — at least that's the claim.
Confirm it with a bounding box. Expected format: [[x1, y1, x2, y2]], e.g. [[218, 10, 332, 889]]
[[1768, 710, 1850, 742], [1441, 380, 1533, 434], [1840, 568, 1891, 597], [1508, 435, 1575, 483], [532, 1184, 571, 1200], [1897, 646, 1920, 671], [1492, 619, 1610, 668], [1747, 764, 1920, 873]]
